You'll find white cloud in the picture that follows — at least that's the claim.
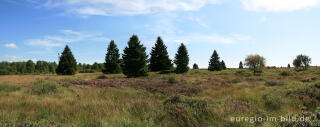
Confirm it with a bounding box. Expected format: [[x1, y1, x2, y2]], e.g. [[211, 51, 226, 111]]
[[188, 15, 208, 27], [165, 34, 252, 44], [26, 39, 62, 48], [4, 43, 18, 48], [26, 29, 109, 49], [39, 0, 217, 16], [240, 0, 320, 12], [1, 55, 26, 62], [232, 34, 252, 41]]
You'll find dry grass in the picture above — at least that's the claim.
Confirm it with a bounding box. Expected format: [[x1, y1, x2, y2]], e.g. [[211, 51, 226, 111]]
[[0, 68, 319, 126]]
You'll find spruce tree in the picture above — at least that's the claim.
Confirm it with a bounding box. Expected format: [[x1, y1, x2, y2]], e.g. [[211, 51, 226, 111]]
[[193, 63, 199, 69], [174, 43, 189, 73], [26, 60, 35, 73], [221, 60, 227, 70], [56, 45, 77, 75], [239, 61, 244, 69], [122, 35, 148, 77], [208, 50, 221, 71], [103, 40, 121, 74], [149, 37, 172, 72], [287, 64, 291, 68]]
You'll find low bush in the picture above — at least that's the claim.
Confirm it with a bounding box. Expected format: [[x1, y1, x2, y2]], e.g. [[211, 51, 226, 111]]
[[230, 78, 242, 83], [265, 80, 286, 86], [168, 77, 179, 84], [163, 96, 211, 126], [262, 94, 282, 111], [235, 70, 252, 77], [0, 84, 20, 92], [31, 80, 60, 95], [280, 71, 292, 76], [96, 75, 108, 79]]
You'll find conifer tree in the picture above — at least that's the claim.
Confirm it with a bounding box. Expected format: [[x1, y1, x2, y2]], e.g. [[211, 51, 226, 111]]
[[150, 37, 172, 72], [221, 60, 227, 70], [26, 60, 35, 73], [103, 40, 121, 74], [56, 45, 77, 75], [174, 43, 189, 73], [208, 50, 221, 71], [287, 64, 291, 68], [239, 61, 244, 69], [193, 63, 199, 69], [122, 35, 148, 77]]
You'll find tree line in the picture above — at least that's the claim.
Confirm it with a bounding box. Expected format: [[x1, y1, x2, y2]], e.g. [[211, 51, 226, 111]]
[[0, 35, 313, 77]]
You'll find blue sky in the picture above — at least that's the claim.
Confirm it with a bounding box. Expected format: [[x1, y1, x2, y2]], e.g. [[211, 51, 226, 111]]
[[1, 0, 320, 68]]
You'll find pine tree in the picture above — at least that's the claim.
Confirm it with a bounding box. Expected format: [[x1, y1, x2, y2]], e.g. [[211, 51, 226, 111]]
[[122, 35, 148, 77], [193, 63, 199, 69], [221, 60, 227, 70], [208, 50, 221, 71], [174, 43, 189, 73], [26, 60, 35, 73], [287, 64, 291, 68], [103, 40, 121, 74], [149, 37, 172, 72], [56, 45, 77, 75], [239, 61, 244, 69]]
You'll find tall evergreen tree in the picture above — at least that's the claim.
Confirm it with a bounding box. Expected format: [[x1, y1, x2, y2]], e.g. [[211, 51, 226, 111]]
[[208, 50, 221, 71], [174, 43, 189, 73], [287, 64, 291, 68], [122, 35, 148, 77], [56, 45, 77, 75], [26, 60, 35, 73], [149, 37, 172, 72], [221, 60, 227, 70], [239, 61, 244, 69], [103, 40, 121, 74]]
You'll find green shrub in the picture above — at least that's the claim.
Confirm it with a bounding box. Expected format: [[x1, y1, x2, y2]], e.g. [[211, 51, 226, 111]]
[[168, 77, 179, 84], [0, 84, 20, 92], [262, 94, 282, 111], [96, 75, 108, 79], [280, 71, 292, 76], [265, 80, 286, 86], [235, 70, 252, 77], [230, 78, 242, 83], [163, 96, 211, 126], [31, 80, 60, 95]]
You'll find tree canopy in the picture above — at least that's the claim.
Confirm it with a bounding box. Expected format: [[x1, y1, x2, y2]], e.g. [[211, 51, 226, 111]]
[[56, 45, 77, 75], [174, 43, 189, 73], [122, 35, 148, 77]]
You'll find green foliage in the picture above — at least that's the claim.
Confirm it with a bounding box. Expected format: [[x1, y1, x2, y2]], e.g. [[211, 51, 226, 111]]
[[192, 63, 199, 69], [287, 64, 291, 68], [293, 54, 311, 70], [163, 96, 211, 126], [262, 94, 282, 111], [149, 37, 172, 72], [235, 69, 253, 77], [208, 50, 222, 71], [103, 40, 122, 74], [245, 54, 266, 76], [168, 77, 179, 84], [96, 75, 108, 79], [174, 43, 189, 73], [265, 80, 286, 86], [239, 61, 244, 69], [26, 60, 35, 73], [31, 80, 60, 95], [0, 84, 20, 92], [280, 71, 292, 76], [220, 60, 227, 70], [56, 45, 77, 75], [122, 35, 148, 77]]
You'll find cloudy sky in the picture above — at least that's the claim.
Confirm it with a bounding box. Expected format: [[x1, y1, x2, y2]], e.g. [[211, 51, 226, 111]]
[[1, 0, 320, 68]]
